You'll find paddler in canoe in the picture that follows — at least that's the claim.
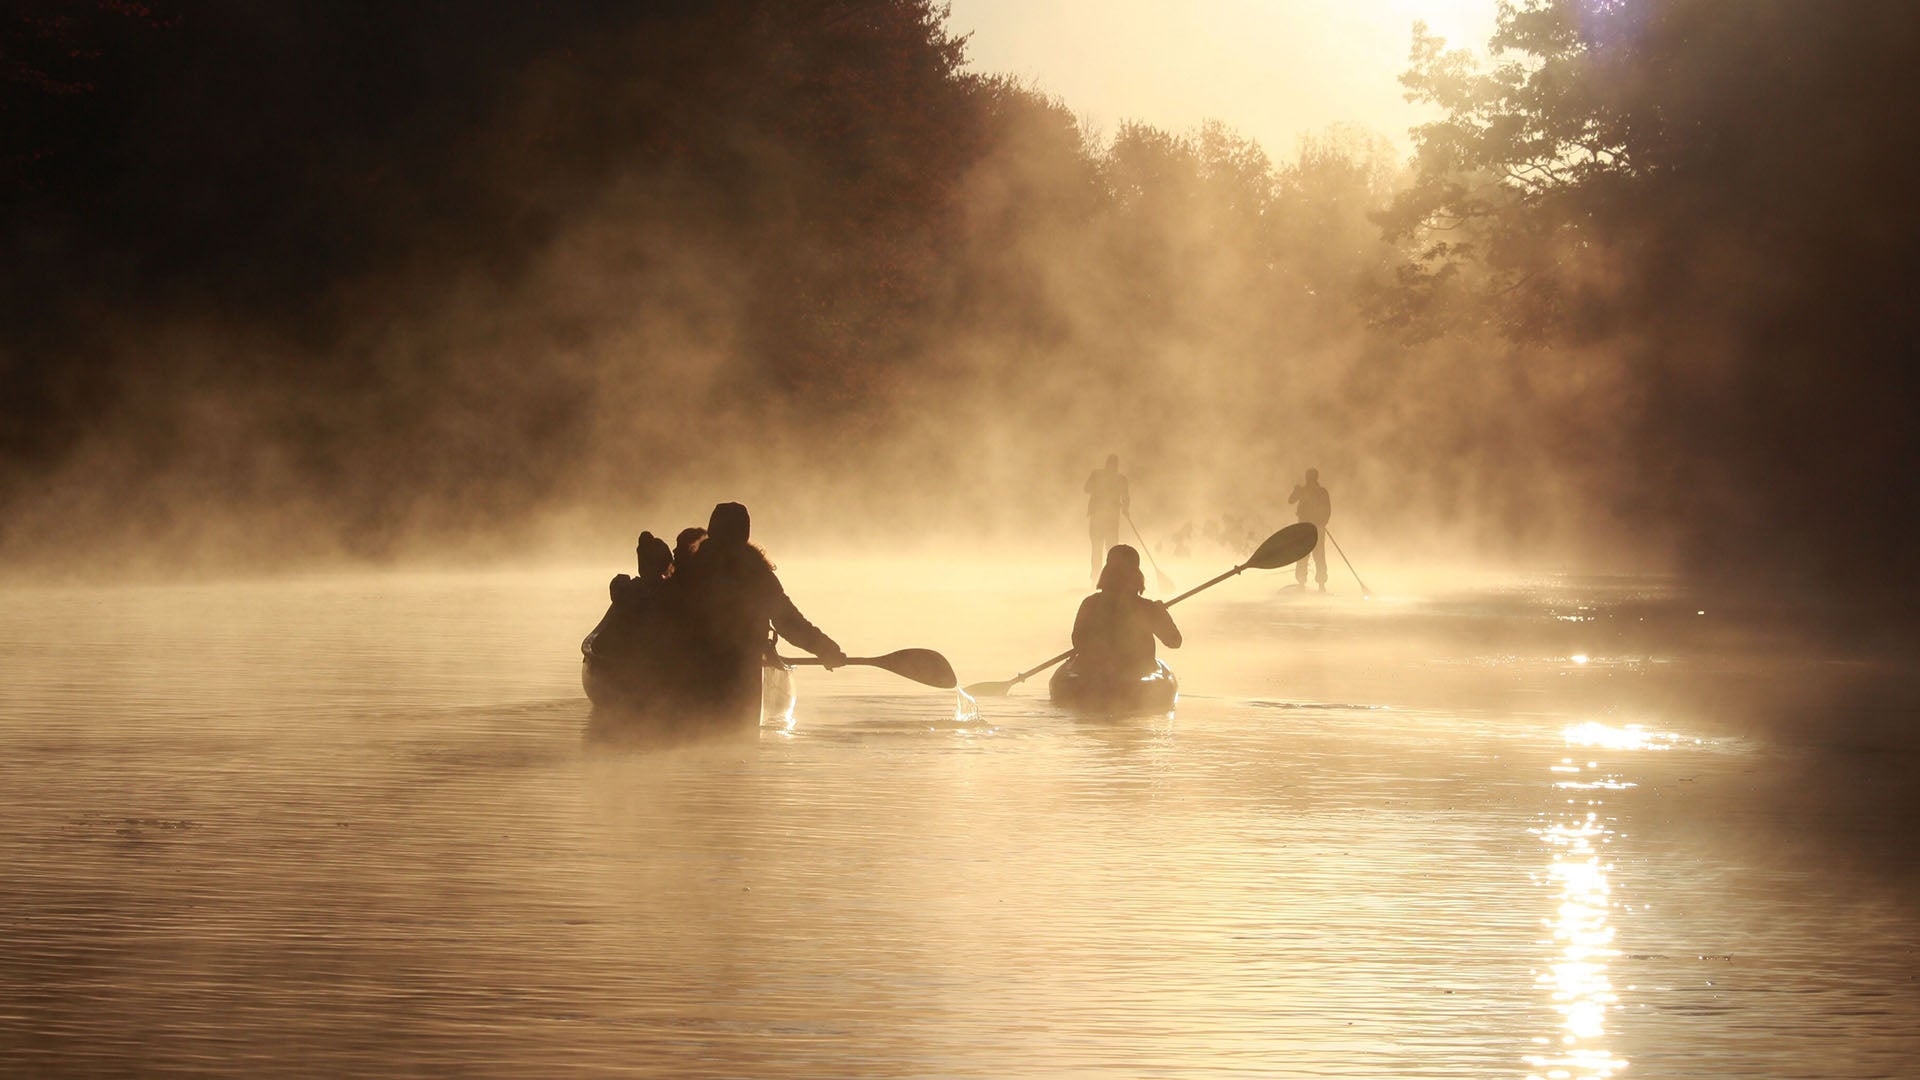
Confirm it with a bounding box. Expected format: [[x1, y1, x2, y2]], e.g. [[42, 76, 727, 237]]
[[672, 525, 706, 566], [581, 530, 674, 673], [671, 501, 846, 712], [1051, 544, 1182, 711], [585, 502, 847, 728]]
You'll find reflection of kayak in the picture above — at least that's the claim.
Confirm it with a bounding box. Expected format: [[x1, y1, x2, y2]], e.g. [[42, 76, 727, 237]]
[[1048, 657, 1179, 714], [582, 647, 795, 740]]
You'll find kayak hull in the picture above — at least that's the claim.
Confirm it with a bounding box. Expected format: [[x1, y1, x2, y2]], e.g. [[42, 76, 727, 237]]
[[1048, 658, 1179, 714]]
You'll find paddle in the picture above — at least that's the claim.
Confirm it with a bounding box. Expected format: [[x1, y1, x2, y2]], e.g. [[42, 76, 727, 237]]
[[778, 648, 958, 690], [962, 522, 1321, 697], [1325, 529, 1371, 598], [1124, 510, 1176, 593]]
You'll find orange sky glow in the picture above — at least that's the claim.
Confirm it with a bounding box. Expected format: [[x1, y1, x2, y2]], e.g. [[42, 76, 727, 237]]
[[945, 0, 1498, 157]]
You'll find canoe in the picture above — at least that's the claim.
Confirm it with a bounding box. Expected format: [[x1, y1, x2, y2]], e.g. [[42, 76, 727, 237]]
[[1047, 657, 1179, 714], [582, 648, 795, 740]]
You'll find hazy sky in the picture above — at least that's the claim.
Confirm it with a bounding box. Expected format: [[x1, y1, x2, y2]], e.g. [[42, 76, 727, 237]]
[[944, 0, 1497, 157]]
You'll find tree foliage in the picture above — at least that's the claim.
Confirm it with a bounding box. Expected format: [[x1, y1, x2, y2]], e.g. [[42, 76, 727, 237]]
[[1377, 3, 1653, 341], [1379, 0, 1920, 624], [19, 0, 1875, 578]]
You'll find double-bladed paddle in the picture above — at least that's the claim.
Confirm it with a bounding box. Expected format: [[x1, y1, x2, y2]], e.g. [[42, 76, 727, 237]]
[[779, 648, 958, 690], [961, 522, 1320, 697]]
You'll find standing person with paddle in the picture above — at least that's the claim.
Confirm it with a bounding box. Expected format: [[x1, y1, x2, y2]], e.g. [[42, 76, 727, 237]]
[[1084, 454, 1130, 585], [672, 503, 846, 712], [1288, 468, 1332, 592]]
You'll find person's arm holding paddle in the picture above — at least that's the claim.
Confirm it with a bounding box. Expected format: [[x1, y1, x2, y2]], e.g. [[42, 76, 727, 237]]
[[770, 589, 846, 669], [1146, 598, 1181, 649]]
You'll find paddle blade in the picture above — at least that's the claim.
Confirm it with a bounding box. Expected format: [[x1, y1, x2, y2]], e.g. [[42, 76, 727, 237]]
[[868, 648, 958, 689], [1245, 522, 1319, 570], [961, 677, 1019, 697]]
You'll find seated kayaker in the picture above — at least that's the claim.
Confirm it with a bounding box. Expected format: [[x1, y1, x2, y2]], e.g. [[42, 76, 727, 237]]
[[1071, 545, 1181, 678], [670, 502, 846, 706], [582, 531, 673, 665]]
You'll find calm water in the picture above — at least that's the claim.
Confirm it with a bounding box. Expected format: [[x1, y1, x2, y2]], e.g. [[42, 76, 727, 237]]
[[2, 559, 1915, 1078]]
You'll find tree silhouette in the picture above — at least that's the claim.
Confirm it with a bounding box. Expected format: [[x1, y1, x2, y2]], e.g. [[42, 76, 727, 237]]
[[1381, 0, 1920, 627]]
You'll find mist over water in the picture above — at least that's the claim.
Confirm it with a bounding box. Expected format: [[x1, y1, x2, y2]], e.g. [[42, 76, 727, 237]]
[[4, 563, 1917, 1077], [10, 1, 1913, 623], [2, 1, 1638, 576], [4, 1, 1919, 1075]]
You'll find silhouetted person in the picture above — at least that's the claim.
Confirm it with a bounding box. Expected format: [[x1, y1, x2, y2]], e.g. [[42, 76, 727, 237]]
[[582, 530, 673, 668], [671, 502, 845, 712], [1288, 468, 1332, 590], [1084, 453, 1130, 584], [672, 526, 707, 571], [1071, 545, 1181, 678]]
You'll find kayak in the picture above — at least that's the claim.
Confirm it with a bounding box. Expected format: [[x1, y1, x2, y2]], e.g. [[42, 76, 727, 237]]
[[582, 649, 795, 740], [1047, 657, 1179, 714]]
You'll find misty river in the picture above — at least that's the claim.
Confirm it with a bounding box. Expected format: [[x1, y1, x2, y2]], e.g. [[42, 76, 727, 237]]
[[2, 557, 1915, 1078]]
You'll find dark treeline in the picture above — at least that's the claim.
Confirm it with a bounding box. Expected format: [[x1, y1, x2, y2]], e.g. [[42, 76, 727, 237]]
[[4, 0, 1917, 632], [3, 0, 995, 554], [0, 0, 1454, 565], [1384, 0, 1920, 633]]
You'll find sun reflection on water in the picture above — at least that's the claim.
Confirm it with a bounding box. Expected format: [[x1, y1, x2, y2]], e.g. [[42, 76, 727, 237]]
[[1527, 728, 1640, 1080], [1562, 720, 1702, 752]]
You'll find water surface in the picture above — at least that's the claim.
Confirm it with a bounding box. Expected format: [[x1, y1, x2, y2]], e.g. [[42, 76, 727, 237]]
[[2, 562, 1914, 1077]]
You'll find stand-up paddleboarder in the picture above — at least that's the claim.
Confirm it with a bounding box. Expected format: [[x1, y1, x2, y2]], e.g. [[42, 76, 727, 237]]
[[1084, 454, 1129, 585], [1288, 468, 1332, 591]]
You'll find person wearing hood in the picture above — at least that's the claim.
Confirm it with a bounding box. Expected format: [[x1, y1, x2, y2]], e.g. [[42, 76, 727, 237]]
[[670, 502, 846, 708], [1070, 544, 1181, 678]]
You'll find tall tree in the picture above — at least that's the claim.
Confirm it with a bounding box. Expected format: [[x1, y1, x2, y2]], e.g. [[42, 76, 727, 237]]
[[1381, 0, 1920, 627]]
